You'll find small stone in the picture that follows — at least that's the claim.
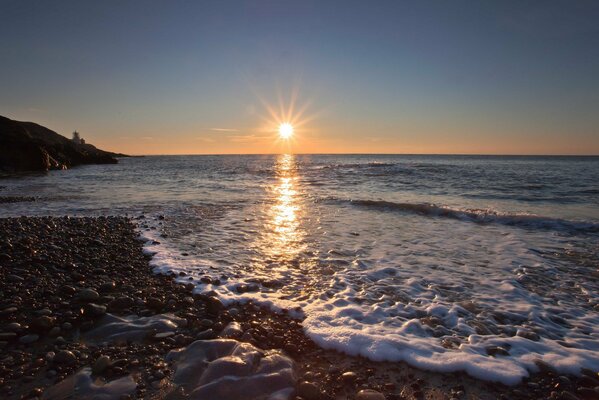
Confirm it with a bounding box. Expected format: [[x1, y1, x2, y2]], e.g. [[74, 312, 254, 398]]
[[199, 319, 214, 328], [297, 381, 321, 400], [356, 389, 386, 400], [83, 303, 106, 317], [62, 322, 73, 331], [92, 355, 111, 375], [77, 288, 100, 302], [341, 371, 358, 383], [199, 295, 224, 315], [0, 307, 18, 315], [0, 332, 17, 341], [196, 329, 216, 340], [53, 350, 77, 365], [7, 274, 24, 282], [48, 327, 61, 337], [154, 331, 175, 339], [4, 322, 21, 332], [108, 296, 134, 310], [145, 297, 164, 310], [99, 281, 116, 292], [31, 316, 55, 332], [19, 334, 40, 344], [221, 322, 243, 338], [486, 346, 510, 356]]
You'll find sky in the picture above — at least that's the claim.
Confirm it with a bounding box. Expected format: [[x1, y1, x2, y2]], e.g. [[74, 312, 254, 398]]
[[1, 0, 598, 155]]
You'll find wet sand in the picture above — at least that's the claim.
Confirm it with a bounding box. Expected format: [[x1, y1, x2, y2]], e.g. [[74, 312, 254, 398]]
[[0, 216, 597, 399]]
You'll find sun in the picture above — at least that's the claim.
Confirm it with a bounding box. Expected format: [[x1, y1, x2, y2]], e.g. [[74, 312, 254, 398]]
[[278, 123, 294, 139]]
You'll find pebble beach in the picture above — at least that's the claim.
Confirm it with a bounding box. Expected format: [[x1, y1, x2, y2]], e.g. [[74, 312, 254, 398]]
[[0, 213, 597, 399]]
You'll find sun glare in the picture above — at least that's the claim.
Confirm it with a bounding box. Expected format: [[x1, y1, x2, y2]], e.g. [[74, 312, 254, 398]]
[[279, 123, 294, 139]]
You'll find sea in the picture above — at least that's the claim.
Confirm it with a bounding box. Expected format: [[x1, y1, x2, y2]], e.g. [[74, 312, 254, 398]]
[[1, 154, 598, 384]]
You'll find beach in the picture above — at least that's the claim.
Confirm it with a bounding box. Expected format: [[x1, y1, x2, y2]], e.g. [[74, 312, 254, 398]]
[[0, 214, 596, 399], [1, 155, 598, 399]]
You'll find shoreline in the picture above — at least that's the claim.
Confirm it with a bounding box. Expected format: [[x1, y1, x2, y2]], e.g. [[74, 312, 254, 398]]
[[0, 216, 597, 399]]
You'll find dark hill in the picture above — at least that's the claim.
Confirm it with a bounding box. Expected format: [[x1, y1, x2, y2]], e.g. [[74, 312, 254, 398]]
[[0, 115, 125, 172]]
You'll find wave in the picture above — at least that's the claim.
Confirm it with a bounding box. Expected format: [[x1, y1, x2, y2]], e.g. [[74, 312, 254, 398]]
[[331, 198, 599, 234]]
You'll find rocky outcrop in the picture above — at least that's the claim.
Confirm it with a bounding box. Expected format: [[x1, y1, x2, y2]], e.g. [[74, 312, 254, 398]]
[[0, 115, 124, 172]]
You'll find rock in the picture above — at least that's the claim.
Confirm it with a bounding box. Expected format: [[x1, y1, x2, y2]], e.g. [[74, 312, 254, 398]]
[[154, 331, 175, 339], [356, 389, 386, 400], [145, 297, 164, 310], [486, 346, 510, 356], [92, 355, 111, 375], [77, 289, 100, 302], [99, 282, 116, 292], [0, 307, 18, 315], [31, 316, 55, 332], [4, 322, 22, 332], [7, 274, 24, 282], [53, 350, 77, 365], [108, 296, 134, 311], [19, 334, 40, 344], [0, 116, 120, 172], [61, 285, 77, 295], [221, 322, 243, 338], [48, 327, 61, 337], [196, 329, 216, 340], [83, 303, 107, 317], [298, 381, 321, 400], [197, 295, 224, 315], [0, 332, 17, 341], [341, 371, 358, 383]]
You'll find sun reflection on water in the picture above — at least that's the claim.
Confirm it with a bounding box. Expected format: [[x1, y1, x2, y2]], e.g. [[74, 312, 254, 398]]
[[266, 154, 306, 261]]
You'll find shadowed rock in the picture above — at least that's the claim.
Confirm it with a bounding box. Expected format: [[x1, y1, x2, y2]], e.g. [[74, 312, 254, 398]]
[[0, 115, 125, 172]]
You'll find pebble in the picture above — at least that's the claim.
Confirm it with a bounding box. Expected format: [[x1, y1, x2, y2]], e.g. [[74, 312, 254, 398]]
[[19, 334, 40, 344], [77, 288, 100, 302], [297, 381, 321, 400], [99, 281, 116, 292], [154, 331, 175, 339], [48, 326, 61, 337], [92, 355, 111, 375], [4, 322, 22, 332], [0, 332, 17, 341], [108, 296, 134, 310], [31, 315, 55, 331], [341, 371, 358, 383], [83, 303, 107, 317], [53, 350, 77, 365], [7, 274, 24, 282], [356, 389, 386, 400], [222, 322, 243, 338]]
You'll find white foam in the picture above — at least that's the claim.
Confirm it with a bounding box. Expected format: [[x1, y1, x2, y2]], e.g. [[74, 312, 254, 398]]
[[137, 210, 599, 386]]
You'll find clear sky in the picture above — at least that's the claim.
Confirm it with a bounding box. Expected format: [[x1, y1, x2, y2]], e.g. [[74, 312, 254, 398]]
[[1, 0, 598, 155]]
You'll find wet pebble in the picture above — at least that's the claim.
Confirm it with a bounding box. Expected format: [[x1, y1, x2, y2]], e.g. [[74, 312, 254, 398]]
[[356, 389, 386, 400], [53, 350, 77, 365], [77, 288, 100, 302], [19, 334, 39, 344], [297, 381, 321, 400], [92, 355, 111, 375]]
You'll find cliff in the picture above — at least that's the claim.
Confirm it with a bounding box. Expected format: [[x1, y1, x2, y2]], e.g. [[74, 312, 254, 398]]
[[0, 116, 124, 172]]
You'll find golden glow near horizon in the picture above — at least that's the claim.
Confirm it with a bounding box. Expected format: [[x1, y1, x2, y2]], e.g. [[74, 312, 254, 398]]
[[278, 123, 294, 139]]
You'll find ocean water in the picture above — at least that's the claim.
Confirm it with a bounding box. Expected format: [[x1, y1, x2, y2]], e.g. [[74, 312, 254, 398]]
[[1, 154, 598, 384]]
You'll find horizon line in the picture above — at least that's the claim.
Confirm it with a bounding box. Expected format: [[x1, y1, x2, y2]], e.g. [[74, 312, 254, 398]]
[[121, 152, 599, 157]]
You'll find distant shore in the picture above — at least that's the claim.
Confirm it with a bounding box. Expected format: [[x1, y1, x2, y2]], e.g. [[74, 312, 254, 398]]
[[0, 214, 597, 399]]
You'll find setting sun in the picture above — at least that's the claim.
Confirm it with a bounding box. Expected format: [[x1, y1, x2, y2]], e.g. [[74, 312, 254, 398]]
[[278, 123, 294, 139]]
